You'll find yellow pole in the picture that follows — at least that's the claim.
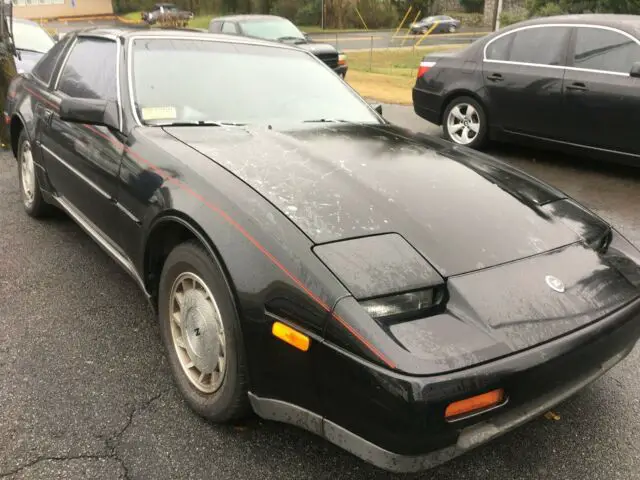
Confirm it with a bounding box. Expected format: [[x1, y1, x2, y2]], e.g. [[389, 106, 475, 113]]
[[354, 7, 369, 30], [393, 6, 412, 38], [401, 9, 421, 47], [415, 21, 439, 47]]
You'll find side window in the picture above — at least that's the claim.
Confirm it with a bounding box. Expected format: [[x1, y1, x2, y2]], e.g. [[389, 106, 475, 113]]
[[209, 21, 222, 32], [485, 33, 513, 61], [509, 26, 571, 65], [221, 22, 237, 34], [31, 36, 70, 85], [573, 27, 640, 73], [57, 37, 117, 101]]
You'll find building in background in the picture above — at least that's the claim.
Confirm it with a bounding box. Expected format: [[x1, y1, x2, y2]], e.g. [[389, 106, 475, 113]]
[[12, 0, 113, 20]]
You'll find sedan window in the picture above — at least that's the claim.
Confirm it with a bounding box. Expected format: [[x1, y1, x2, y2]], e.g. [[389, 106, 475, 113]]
[[31, 34, 70, 85], [57, 37, 118, 101], [130, 38, 380, 126], [485, 33, 513, 61], [573, 27, 640, 73], [509, 26, 571, 66]]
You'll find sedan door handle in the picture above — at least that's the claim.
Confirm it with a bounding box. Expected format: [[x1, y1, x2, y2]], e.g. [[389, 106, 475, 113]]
[[486, 73, 504, 82], [566, 82, 588, 92]]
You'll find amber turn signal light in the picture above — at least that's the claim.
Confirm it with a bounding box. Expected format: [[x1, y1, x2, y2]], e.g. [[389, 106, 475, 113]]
[[445, 388, 505, 420], [272, 321, 310, 352]]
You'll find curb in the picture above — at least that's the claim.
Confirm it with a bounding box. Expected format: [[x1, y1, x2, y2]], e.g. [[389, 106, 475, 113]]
[[39, 14, 118, 23]]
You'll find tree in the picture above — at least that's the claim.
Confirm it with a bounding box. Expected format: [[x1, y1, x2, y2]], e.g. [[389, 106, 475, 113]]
[[528, 0, 640, 15]]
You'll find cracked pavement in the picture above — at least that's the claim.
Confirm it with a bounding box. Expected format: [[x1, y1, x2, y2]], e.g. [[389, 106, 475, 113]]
[[1, 104, 640, 479]]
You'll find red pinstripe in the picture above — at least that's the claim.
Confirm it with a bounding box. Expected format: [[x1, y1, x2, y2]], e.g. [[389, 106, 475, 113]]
[[22, 85, 396, 368]]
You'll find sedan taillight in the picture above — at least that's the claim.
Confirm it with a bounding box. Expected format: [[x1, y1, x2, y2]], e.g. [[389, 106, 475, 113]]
[[417, 60, 436, 78]]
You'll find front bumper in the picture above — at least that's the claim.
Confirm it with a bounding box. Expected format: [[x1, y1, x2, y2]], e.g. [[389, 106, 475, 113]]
[[251, 296, 640, 472], [334, 65, 348, 78]]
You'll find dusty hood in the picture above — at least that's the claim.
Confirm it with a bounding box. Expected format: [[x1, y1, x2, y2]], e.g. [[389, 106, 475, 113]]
[[164, 123, 602, 277]]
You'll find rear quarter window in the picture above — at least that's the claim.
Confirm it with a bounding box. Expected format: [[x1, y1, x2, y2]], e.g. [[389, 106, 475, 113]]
[[485, 33, 513, 61]]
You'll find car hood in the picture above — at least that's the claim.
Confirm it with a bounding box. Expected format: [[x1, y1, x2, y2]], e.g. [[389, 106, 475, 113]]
[[15, 49, 45, 74], [287, 40, 338, 55], [163, 123, 640, 371], [164, 123, 606, 278]]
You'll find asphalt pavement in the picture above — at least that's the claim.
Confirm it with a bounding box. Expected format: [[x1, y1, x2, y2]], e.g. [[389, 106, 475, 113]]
[[1, 106, 640, 480]]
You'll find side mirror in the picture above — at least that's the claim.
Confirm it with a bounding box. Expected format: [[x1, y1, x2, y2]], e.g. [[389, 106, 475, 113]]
[[60, 97, 119, 130], [52, 33, 60, 41], [630, 62, 640, 78], [370, 103, 383, 115], [302, 31, 311, 41]]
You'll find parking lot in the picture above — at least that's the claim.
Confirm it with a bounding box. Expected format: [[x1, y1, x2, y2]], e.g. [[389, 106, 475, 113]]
[[1, 103, 639, 479]]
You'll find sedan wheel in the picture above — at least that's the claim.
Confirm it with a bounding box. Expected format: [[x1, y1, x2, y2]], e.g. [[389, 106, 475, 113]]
[[443, 96, 488, 149], [448, 24, 457, 33], [20, 138, 36, 208], [17, 130, 51, 218], [159, 240, 249, 422]]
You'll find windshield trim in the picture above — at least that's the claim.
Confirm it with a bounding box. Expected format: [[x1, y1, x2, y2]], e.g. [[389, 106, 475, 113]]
[[126, 35, 382, 128]]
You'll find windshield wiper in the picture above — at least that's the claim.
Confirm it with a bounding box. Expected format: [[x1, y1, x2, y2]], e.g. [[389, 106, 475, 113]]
[[302, 119, 350, 124], [154, 120, 247, 127], [16, 47, 46, 54]]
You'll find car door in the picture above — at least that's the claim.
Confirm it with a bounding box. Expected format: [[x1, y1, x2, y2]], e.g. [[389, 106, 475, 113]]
[[39, 36, 125, 244], [562, 25, 640, 156], [482, 25, 572, 140]]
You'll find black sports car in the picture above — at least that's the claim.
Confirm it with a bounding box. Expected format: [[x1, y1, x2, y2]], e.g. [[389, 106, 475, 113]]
[[208, 14, 348, 78], [413, 14, 640, 164], [5, 27, 640, 473]]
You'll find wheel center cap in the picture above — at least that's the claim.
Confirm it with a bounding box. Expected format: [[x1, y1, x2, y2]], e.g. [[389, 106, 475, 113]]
[[182, 290, 220, 373]]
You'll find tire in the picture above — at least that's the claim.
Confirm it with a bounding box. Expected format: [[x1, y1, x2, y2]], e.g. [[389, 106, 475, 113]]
[[442, 96, 488, 149], [158, 239, 249, 422], [17, 130, 52, 218], [448, 24, 457, 33]]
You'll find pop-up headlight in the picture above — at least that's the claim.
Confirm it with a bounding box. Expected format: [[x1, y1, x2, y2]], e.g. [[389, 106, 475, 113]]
[[361, 289, 435, 320]]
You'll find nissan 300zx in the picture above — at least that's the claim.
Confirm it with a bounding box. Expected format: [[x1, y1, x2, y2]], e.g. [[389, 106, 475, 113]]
[[5, 28, 640, 473]]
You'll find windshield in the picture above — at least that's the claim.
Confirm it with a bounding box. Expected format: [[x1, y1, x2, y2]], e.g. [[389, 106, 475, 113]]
[[12, 21, 54, 54], [130, 38, 380, 126], [238, 18, 305, 41]]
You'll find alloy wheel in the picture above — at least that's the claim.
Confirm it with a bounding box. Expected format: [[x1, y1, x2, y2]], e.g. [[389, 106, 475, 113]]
[[169, 271, 227, 394], [447, 103, 480, 145]]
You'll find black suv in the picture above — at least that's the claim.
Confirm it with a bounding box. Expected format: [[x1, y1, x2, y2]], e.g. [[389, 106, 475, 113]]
[[208, 14, 348, 78]]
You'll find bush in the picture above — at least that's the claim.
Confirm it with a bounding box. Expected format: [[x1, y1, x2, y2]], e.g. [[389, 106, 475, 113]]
[[271, 0, 298, 20], [450, 12, 484, 27], [459, 0, 484, 13], [295, 0, 321, 25], [499, 10, 528, 27], [533, 2, 565, 17]]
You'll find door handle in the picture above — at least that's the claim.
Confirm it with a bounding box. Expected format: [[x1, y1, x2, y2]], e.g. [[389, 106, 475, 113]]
[[566, 82, 588, 92], [487, 73, 504, 82]]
